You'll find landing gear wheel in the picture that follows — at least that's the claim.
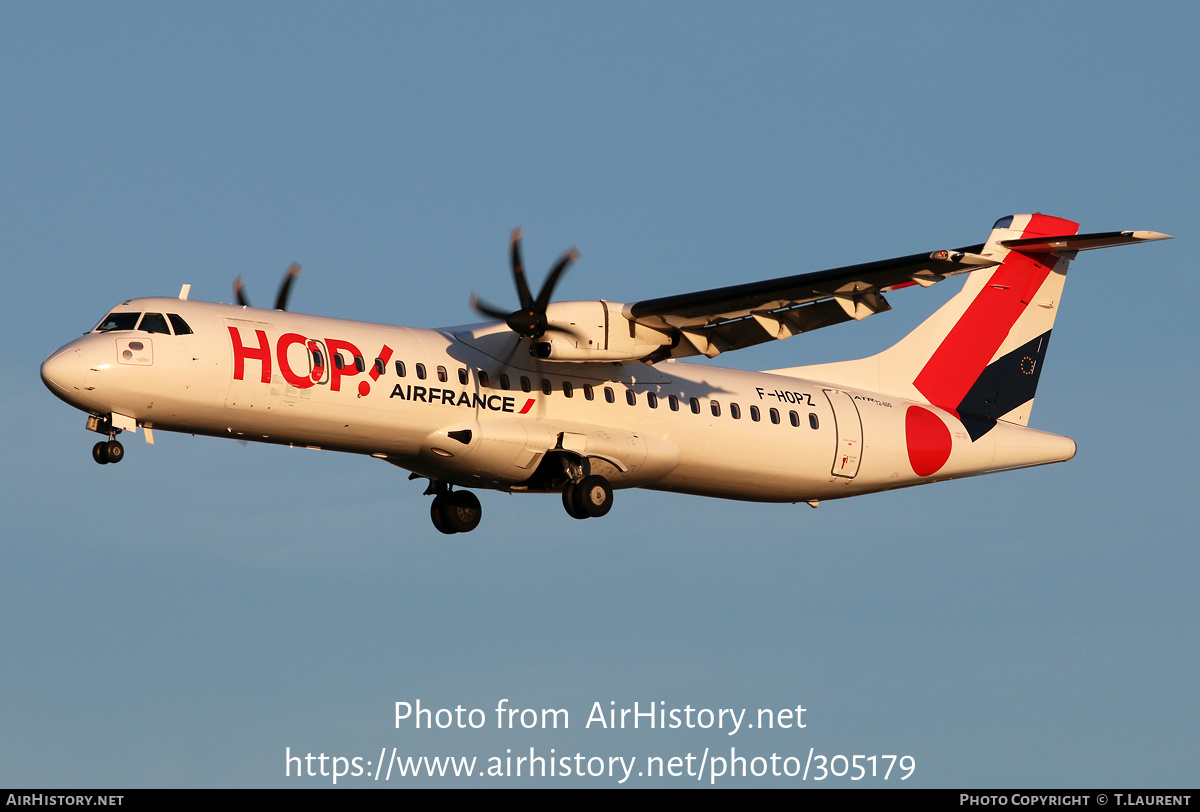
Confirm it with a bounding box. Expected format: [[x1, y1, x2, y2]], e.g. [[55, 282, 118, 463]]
[[572, 475, 612, 518], [562, 484, 587, 520], [430, 495, 456, 535], [93, 442, 109, 465], [103, 440, 124, 464], [445, 490, 482, 533], [430, 491, 482, 534]]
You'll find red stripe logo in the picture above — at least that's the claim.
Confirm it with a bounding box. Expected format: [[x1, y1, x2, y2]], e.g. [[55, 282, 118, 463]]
[[912, 214, 1077, 413]]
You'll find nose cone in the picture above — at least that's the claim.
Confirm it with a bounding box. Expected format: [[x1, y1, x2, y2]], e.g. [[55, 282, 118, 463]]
[[41, 345, 88, 405]]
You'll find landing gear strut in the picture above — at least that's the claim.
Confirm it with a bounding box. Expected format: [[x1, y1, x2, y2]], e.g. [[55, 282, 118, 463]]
[[562, 474, 613, 520], [428, 486, 482, 534], [87, 416, 124, 465]]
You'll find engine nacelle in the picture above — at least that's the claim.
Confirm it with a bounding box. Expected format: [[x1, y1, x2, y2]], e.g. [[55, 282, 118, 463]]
[[535, 300, 673, 363]]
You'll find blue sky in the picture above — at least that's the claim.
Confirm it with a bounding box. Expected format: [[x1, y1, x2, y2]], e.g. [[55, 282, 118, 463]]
[[2, 2, 1196, 787]]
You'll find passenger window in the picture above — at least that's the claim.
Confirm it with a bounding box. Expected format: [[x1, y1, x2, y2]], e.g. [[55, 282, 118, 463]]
[[500, 374, 510, 390], [626, 390, 637, 406], [520, 376, 531, 393], [458, 368, 468, 385], [312, 349, 325, 369], [138, 313, 170, 334], [809, 413, 819, 430], [790, 410, 800, 427], [731, 403, 741, 420], [647, 392, 658, 408], [690, 397, 700, 414], [563, 381, 574, 398], [770, 408, 780, 425], [668, 395, 679, 411], [604, 387, 615, 404], [542, 379, 552, 395], [354, 355, 366, 373], [478, 370, 490, 388], [333, 353, 345, 371], [167, 314, 193, 335], [395, 360, 406, 377], [416, 363, 427, 380], [711, 401, 721, 417], [374, 358, 386, 376], [436, 365, 448, 382], [750, 405, 760, 422], [583, 384, 594, 401]]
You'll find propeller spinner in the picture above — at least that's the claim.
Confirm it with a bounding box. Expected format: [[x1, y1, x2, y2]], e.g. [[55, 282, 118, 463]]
[[471, 228, 579, 339], [234, 262, 302, 311]]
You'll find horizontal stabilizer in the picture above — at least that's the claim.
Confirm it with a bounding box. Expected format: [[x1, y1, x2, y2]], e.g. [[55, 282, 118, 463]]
[[1002, 230, 1172, 256]]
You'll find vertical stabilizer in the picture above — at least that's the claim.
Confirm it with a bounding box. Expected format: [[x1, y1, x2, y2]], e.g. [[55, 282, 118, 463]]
[[775, 214, 1080, 438]]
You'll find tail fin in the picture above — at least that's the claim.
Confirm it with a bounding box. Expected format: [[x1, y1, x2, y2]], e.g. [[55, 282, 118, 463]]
[[777, 214, 1086, 438]]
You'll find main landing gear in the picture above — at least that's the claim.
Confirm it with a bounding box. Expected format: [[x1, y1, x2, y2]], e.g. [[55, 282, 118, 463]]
[[420, 474, 615, 534], [419, 454, 615, 533], [562, 475, 613, 520], [429, 487, 483, 535]]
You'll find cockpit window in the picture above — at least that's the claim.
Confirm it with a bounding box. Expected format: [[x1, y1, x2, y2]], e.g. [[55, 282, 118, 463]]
[[138, 312, 171, 334], [168, 314, 193, 335], [95, 312, 141, 332]]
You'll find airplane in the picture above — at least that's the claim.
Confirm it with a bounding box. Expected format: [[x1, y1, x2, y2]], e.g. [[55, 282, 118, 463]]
[[41, 214, 1170, 534]]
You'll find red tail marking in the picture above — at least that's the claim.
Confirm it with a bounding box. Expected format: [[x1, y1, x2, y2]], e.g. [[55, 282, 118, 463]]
[[912, 215, 1078, 412], [905, 405, 952, 476]]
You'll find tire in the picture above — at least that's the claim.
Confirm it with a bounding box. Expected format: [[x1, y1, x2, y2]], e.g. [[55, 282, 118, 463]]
[[430, 496, 457, 535], [104, 440, 124, 464], [562, 484, 587, 520], [572, 475, 612, 518], [445, 490, 482, 533], [93, 442, 109, 465]]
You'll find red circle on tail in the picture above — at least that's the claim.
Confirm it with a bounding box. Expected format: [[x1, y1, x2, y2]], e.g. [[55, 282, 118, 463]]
[[906, 405, 952, 477]]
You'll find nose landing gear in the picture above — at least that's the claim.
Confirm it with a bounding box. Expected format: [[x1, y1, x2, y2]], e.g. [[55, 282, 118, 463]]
[[86, 415, 125, 465], [92, 439, 124, 465]]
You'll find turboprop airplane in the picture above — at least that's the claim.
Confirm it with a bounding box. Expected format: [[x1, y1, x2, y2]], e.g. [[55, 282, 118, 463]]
[[41, 214, 1169, 534]]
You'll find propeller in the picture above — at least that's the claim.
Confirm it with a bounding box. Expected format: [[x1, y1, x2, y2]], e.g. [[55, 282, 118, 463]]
[[234, 262, 302, 310], [471, 228, 579, 339]]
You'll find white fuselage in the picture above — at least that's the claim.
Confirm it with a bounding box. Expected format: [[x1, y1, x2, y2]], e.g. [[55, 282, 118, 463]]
[[41, 296, 1076, 504]]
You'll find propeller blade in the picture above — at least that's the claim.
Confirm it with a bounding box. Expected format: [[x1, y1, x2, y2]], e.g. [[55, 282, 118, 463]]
[[499, 333, 524, 371], [510, 228, 534, 311], [274, 262, 301, 311], [533, 248, 578, 312], [234, 275, 250, 307], [470, 292, 512, 321], [474, 229, 581, 340], [541, 321, 586, 340]]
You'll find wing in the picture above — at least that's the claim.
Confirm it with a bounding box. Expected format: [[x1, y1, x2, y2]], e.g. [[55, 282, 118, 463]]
[[623, 243, 996, 359]]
